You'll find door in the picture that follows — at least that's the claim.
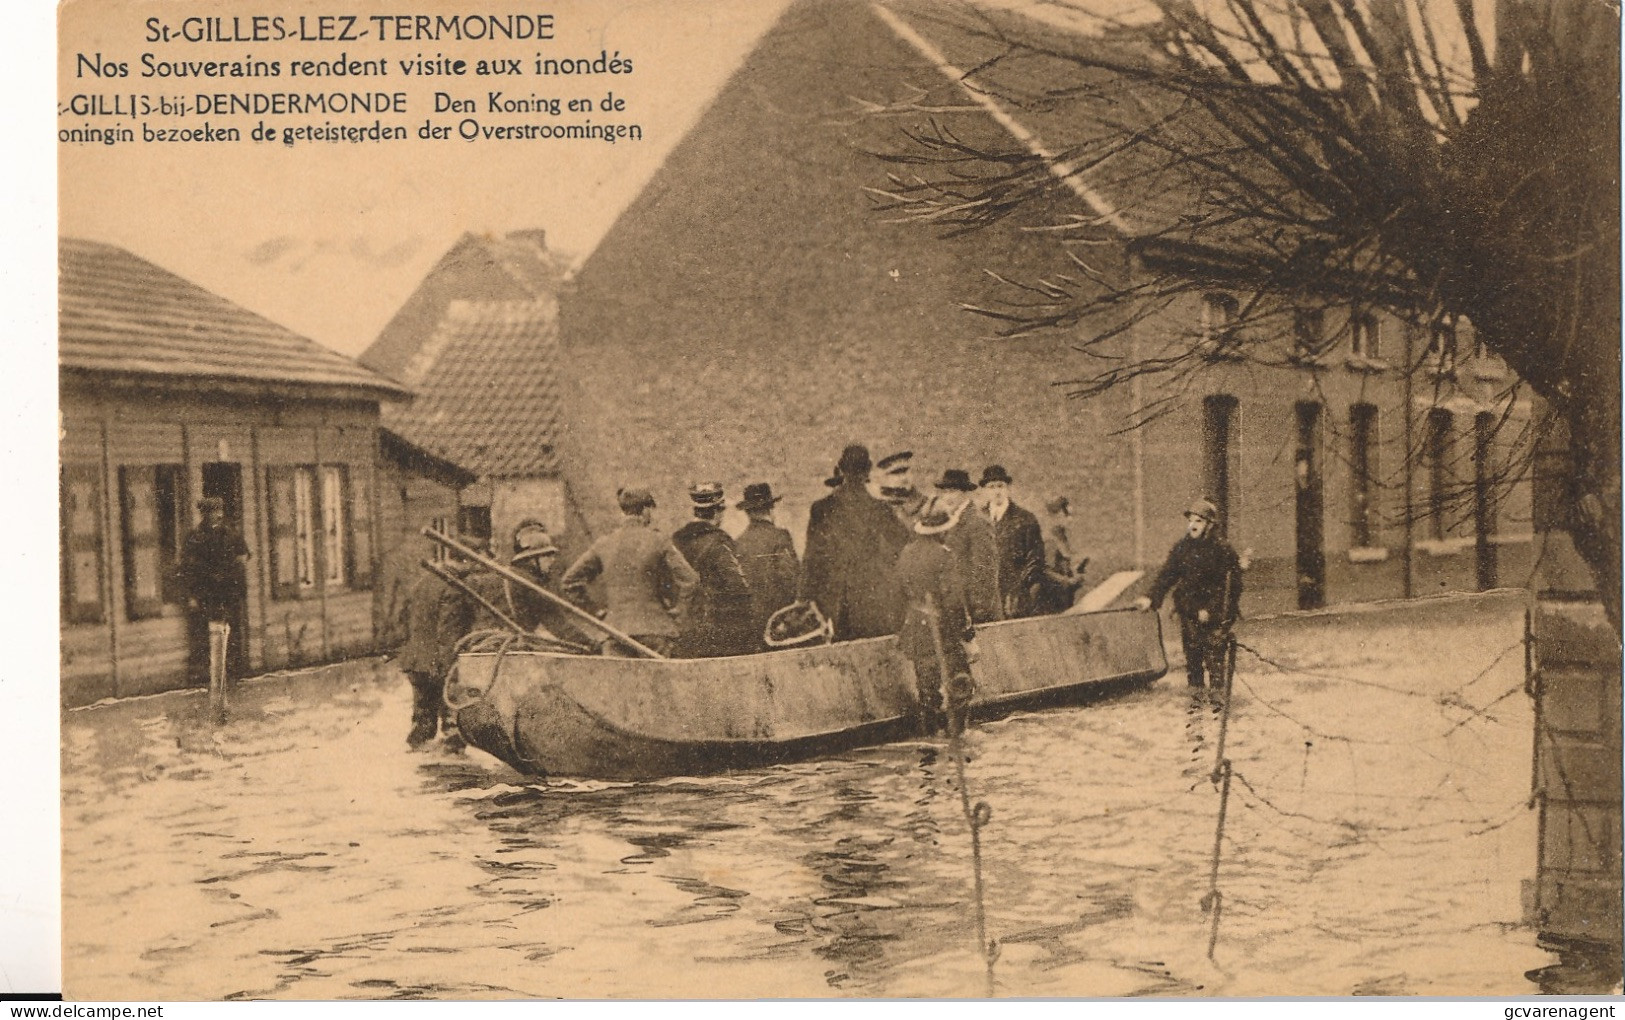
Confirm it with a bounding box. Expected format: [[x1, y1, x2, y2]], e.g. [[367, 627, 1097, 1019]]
[[1294, 403, 1326, 610]]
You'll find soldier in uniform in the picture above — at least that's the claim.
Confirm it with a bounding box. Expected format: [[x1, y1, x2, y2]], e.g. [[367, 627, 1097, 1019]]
[[895, 504, 976, 736], [1135, 497, 1244, 689], [979, 465, 1046, 619], [465, 519, 593, 649], [733, 483, 800, 651], [803, 444, 911, 640], [178, 496, 250, 684], [561, 487, 699, 657], [671, 482, 756, 657], [876, 450, 928, 528], [931, 469, 1002, 624]]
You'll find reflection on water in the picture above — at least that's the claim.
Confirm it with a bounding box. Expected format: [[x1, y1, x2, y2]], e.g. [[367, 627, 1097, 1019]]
[[63, 602, 1567, 998]]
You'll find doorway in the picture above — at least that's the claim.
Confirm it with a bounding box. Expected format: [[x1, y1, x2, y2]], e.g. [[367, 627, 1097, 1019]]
[[199, 462, 250, 679], [1294, 403, 1326, 610]]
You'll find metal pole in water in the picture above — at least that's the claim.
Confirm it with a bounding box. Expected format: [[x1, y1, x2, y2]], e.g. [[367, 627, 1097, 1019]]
[[925, 598, 997, 996], [1204, 631, 1238, 961], [208, 620, 230, 722]]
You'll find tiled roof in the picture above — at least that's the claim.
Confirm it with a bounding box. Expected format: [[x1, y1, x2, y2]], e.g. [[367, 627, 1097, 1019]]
[[59, 237, 407, 398], [381, 299, 561, 477]]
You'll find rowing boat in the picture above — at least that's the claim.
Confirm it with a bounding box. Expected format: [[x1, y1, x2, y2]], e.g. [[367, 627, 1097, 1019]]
[[449, 606, 1167, 780]]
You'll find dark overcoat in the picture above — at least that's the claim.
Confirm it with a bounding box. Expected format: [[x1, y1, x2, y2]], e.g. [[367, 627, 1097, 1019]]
[[1146, 535, 1244, 624], [802, 481, 910, 640], [672, 520, 755, 657], [398, 569, 476, 678], [178, 523, 248, 616], [989, 501, 1045, 618], [734, 519, 800, 649], [895, 534, 972, 675], [943, 504, 1002, 624]]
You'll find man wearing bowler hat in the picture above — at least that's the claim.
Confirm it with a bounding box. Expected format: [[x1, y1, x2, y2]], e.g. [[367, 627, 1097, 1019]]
[[178, 495, 250, 685], [733, 482, 800, 652], [930, 468, 1002, 624], [1135, 497, 1244, 689], [562, 487, 699, 657], [803, 444, 910, 640], [895, 503, 976, 736], [979, 465, 1046, 619], [672, 482, 755, 658]]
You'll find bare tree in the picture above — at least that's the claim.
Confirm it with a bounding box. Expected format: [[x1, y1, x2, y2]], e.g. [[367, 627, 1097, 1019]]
[[867, 0, 1619, 628]]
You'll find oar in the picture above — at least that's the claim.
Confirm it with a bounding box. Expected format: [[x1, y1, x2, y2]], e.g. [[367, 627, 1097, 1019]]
[[419, 558, 526, 635], [422, 527, 667, 660]]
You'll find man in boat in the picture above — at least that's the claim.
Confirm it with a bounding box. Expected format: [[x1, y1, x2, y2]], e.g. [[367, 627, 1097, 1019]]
[[561, 487, 699, 657], [930, 469, 1003, 624], [980, 465, 1046, 619], [1034, 495, 1088, 614], [178, 495, 250, 685], [876, 450, 928, 528], [733, 482, 800, 652], [464, 519, 594, 650], [1134, 497, 1244, 689], [896, 504, 977, 736], [802, 444, 910, 640], [671, 482, 756, 658], [399, 545, 479, 748]]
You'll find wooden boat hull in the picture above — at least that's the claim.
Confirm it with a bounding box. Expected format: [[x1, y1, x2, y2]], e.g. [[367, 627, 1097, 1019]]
[[451, 607, 1167, 780]]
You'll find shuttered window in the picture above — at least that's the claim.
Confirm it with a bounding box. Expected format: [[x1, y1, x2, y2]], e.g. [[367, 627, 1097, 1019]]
[[119, 466, 164, 620], [267, 466, 301, 601], [61, 464, 107, 625], [269, 463, 368, 597], [347, 466, 374, 589]]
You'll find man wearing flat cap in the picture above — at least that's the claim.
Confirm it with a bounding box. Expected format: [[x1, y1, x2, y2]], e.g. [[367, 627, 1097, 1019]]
[[979, 465, 1046, 619], [733, 483, 800, 652], [930, 469, 1003, 624], [1135, 497, 1244, 689], [803, 444, 910, 640], [562, 487, 699, 657], [671, 482, 755, 658], [178, 495, 249, 684]]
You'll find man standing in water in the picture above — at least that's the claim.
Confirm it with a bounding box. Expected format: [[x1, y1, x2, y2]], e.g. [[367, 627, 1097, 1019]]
[[1135, 498, 1244, 689], [178, 496, 249, 685], [895, 504, 976, 736]]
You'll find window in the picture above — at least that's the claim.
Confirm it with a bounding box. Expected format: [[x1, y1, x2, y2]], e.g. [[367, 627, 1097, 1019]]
[[268, 463, 367, 599], [119, 464, 188, 620], [1426, 320, 1458, 373], [1349, 404, 1379, 547], [1425, 409, 1454, 540], [1351, 313, 1381, 359], [1200, 293, 1241, 356], [430, 515, 453, 562], [1201, 395, 1240, 537], [1293, 308, 1325, 359], [61, 464, 107, 625], [1473, 412, 1499, 590]]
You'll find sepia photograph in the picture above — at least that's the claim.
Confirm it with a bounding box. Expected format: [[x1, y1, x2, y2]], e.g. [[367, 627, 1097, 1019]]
[[37, 0, 1623, 1001]]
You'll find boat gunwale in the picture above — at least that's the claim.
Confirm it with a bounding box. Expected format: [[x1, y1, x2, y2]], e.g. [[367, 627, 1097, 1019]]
[[461, 608, 1166, 748]]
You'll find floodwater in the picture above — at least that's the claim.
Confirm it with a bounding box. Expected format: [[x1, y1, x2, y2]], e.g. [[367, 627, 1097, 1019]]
[[63, 596, 1564, 999]]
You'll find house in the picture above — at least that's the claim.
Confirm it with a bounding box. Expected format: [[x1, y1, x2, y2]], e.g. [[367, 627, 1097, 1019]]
[[360, 231, 587, 560], [374, 427, 479, 648], [556, 0, 1536, 615], [59, 237, 410, 706]]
